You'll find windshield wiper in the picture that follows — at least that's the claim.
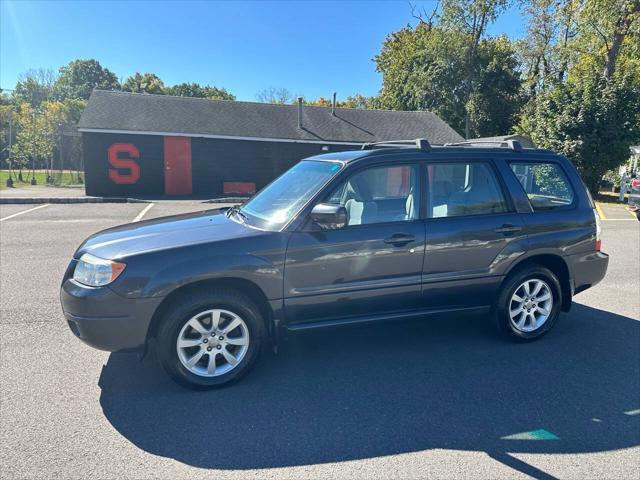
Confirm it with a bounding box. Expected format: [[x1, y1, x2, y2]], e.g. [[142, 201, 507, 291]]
[[227, 205, 248, 224]]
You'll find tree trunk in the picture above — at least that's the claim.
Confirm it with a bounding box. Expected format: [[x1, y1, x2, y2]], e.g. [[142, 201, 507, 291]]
[[603, 1, 640, 79]]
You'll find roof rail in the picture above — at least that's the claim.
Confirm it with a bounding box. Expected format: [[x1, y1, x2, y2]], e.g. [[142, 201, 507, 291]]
[[444, 139, 523, 152], [361, 138, 431, 151]]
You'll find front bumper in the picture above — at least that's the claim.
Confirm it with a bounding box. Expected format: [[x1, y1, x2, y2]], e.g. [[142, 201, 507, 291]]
[[60, 278, 162, 352]]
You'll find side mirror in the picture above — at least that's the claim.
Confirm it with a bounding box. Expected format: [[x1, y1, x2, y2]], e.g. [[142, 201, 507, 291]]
[[310, 203, 347, 230]]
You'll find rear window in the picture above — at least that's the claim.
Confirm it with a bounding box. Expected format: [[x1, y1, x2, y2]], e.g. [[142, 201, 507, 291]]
[[427, 162, 508, 218], [510, 162, 574, 210]]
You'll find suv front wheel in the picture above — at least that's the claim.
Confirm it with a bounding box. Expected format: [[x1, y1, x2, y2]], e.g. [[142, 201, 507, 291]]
[[495, 265, 562, 341], [157, 288, 265, 389]]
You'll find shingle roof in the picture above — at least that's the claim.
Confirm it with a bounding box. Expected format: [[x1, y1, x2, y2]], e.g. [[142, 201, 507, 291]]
[[79, 90, 464, 144]]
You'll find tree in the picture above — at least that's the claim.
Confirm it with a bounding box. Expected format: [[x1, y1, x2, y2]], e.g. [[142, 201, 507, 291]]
[[375, 23, 523, 137], [122, 73, 166, 94], [10, 103, 45, 171], [517, 0, 580, 96], [0, 102, 15, 169], [54, 59, 120, 100], [14, 69, 57, 107], [517, 0, 640, 191], [466, 36, 525, 136], [590, 0, 640, 79], [344, 94, 380, 109], [255, 87, 293, 104], [519, 75, 640, 193], [8, 99, 78, 174], [299, 93, 379, 109], [574, 0, 640, 81], [166, 82, 235, 100], [439, 0, 511, 137], [60, 98, 87, 124]]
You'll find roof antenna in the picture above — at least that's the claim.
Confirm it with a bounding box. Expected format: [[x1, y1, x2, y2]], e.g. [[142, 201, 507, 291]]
[[297, 97, 303, 129], [331, 92, 336, 116]]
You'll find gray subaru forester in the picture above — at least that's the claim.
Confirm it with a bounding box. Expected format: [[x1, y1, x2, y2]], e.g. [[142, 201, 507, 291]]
[[61, 139, 609, 389]]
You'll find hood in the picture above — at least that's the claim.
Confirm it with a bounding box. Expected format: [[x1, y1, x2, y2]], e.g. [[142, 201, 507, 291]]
[[76, 208, 261, 260]]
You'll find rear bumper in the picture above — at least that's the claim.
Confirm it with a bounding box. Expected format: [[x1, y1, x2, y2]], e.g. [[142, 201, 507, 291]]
[[568, 251, 609, 295], [60, 278, 161, 352]]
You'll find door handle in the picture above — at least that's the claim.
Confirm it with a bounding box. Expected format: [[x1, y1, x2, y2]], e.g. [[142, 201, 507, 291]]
[[494, 224, 522, 235], [384, 234, 416, 246]]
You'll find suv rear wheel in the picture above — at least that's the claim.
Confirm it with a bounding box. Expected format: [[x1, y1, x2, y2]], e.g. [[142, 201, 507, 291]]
[[495, 265, 562, 341], [157, 288, 265, 389]]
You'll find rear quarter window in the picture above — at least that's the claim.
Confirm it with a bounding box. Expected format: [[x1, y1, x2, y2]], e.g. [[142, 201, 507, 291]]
[[510, 162, 574, 210]]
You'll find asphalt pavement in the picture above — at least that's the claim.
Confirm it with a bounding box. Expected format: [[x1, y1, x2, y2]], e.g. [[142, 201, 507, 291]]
[[0, 201, 638, 479]]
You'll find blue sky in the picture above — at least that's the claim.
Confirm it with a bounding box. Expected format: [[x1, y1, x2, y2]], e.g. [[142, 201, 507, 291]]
[[1, 1, 525, 102]]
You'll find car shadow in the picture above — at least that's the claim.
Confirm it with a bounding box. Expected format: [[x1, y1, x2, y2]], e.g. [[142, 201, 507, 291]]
[[99, 303, 639, 476]]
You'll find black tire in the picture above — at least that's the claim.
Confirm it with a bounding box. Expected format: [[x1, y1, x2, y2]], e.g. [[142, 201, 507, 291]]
[[156, 288, 265, 390], [494, 265, 562, 342]]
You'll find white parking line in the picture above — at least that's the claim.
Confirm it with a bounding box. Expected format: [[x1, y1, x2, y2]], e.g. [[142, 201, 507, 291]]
[[0, 204, 50, 222], [132, 203, 154, 222], [601, 218, 637, 221]]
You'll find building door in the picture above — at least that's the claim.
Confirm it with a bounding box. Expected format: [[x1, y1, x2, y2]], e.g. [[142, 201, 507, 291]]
[[164, 136, 192, 195]]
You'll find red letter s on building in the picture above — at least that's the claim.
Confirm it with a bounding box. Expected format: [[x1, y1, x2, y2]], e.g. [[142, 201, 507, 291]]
[[108, 143, 141, 184]]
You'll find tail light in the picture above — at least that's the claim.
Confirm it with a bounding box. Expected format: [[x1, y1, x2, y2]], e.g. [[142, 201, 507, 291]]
[[593, 208, 602, 251], [632, 179, 640, 187]]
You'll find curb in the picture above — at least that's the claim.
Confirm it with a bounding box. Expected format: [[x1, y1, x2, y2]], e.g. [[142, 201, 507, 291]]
[[0, 197, 150, 204]]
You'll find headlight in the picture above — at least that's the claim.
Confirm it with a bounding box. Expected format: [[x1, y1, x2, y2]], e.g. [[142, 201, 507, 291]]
[[73, 253, 126, 287]]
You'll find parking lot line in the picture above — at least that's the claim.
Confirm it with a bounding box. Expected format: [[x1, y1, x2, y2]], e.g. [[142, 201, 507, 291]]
[[601, 218, 637, 221], [132, 203, 154, 222], [595, 202, 606, 220], [0, 204, 50, 222]]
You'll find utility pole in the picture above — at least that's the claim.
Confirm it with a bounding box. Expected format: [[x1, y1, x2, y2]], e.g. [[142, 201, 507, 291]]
[[1, 87, 16, 186], [6, 111, 14, 187], [57, 123, 63, 184], [31, 110, 37, 185]]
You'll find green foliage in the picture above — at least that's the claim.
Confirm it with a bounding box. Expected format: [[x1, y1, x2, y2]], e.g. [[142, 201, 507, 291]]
[[55, 59, 120, 100], [440, 0, 510, 29], [602, 169, 622, 188], [466, 36, 526, 136], [3, 99, 82, 171], [520, 75, 640, 193], [572, 0, 640, 81], [166, 82, 235, 100], [517, 0, 640, 191], [300, 93, 379, 109], [60, 98, 87, 124], [122, 73, 166, 94], [375, 23, 523, 137], [14, 69, 57, 107]]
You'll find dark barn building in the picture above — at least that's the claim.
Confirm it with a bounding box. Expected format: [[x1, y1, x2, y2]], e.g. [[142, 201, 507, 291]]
[[79, 90, 464, 197]]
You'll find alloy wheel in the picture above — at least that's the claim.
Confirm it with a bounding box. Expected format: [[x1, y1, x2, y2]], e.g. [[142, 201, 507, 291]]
[[176, 309, 250, 377], [509, 279, 553, 333]]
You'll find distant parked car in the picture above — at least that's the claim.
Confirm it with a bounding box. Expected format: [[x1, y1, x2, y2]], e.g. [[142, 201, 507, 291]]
[[628, 175, 640, 219], [61, 139, 609, 389]]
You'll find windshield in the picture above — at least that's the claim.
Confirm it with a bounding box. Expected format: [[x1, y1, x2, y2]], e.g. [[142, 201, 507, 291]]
[[237, 160, 342, 230]]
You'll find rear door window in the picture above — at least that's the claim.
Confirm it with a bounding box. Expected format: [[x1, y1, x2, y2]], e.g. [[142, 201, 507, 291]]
[[427, 162, 508, 218], [510, 162, 574, 210]]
